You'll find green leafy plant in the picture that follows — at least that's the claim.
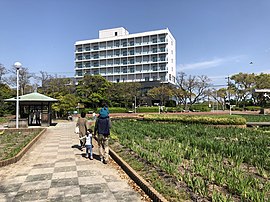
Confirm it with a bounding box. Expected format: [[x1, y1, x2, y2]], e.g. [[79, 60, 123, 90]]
[[110, 119, 270, 201]]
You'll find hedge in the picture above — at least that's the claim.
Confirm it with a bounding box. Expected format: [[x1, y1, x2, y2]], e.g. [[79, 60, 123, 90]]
[[142, 114, 246, 125]]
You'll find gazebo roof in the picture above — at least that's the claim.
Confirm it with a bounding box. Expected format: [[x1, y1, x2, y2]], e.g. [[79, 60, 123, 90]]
[[5, 92, 58, 102]]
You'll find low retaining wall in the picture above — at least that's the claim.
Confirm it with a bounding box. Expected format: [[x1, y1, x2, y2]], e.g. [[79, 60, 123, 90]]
[[8, 118, 28, 128], [109, 148, 168, 202], [0, 128, 47, 167]]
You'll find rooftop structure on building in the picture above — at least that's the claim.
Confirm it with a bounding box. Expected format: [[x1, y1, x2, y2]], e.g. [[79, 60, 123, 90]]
[[74, 27, 176, 85]]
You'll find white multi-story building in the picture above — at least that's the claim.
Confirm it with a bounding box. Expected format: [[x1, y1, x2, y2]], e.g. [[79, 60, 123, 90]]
[[74, 27, 176, 85]]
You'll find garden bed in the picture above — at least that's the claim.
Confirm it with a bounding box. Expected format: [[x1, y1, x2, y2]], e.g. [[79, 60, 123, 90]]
[[142, 114, 246, 126], [110, 119, 270, 201], [0, 128, 46, 166]]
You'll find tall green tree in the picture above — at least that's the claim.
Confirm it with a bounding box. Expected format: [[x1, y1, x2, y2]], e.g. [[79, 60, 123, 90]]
[[147, 84, 173, 106], [36, 75, 76, 118], [230, 73, 256, 106], [52, 94, 78, 118], [254, 73, 270, 106], [255, 73, 270, 89], [39, 76, 75, 98], [76, 75, 111, 108], [107, 82, 141, 108], [0, 83, 15, 116]]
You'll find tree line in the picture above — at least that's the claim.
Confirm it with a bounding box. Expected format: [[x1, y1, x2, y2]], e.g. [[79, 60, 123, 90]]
[[0, 62, 269, 117]]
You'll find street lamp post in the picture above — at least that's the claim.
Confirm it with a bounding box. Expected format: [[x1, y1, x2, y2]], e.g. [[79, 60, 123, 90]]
[[14, 62, 22, 128]]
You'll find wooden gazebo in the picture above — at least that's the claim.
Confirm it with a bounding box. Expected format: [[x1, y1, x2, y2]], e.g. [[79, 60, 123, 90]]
[[5, 92, 58, 127]]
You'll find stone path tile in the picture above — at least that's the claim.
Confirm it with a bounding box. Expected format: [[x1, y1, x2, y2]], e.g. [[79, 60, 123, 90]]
[[0, 122, 143, 202]]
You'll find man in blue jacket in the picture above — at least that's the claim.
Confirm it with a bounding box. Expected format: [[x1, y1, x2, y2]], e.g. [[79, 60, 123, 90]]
[[94, 114, 111, 164]]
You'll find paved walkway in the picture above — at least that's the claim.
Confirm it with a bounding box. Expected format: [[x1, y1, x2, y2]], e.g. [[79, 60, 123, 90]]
[[0, 122, 142, 202]]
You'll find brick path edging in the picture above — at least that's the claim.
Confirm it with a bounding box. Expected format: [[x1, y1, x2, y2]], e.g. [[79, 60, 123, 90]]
[[0, 128, 47, 167], [109, 148, 168, 202]]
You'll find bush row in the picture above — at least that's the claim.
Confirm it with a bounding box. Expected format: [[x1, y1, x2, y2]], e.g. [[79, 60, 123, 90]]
[[142, 114, 246, 125], [233, 106, 262, 111]]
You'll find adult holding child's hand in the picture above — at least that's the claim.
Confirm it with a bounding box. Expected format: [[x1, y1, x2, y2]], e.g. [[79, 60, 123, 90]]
[[76, 111, 88, 151]]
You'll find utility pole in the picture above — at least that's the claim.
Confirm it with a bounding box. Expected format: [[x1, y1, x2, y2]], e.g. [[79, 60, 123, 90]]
[[226, 76, 231, 115], [134, 95, 136, 113]]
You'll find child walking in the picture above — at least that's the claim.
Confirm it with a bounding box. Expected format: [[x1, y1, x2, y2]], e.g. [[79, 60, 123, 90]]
[[80, 128, 93, 160]]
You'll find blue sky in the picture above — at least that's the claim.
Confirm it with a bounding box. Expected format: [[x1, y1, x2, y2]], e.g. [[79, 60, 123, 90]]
[[0, 0, 270, 86]]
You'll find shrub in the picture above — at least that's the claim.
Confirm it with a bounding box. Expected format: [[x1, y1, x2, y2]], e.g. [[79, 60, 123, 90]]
[[189, 104, 211, 112], [136, 106, 159, 113], [165, 100, 176, 107], [244, 106, 261, 111], [142, 114, 246, 125], [96, 107, 127, 113]]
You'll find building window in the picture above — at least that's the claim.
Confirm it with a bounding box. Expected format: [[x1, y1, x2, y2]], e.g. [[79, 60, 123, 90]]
[[129, 50, 134, 55], [115, 67, 120, 73], [115, 32, 118, 36], [160, 56, 166, 61], [93, 62, 99, 67], [129, 59, 134, 64], [115, 50, 120, 56], [160, 76, 165, 81], [77, 63, 82, 68], [160, 65, 166, 70], [77, 70, 82, 76], [114, 41, 120, 47], [85, 62, 90, 67], [169, 74, 171, 81], [152, 38, 157, 43], [159, 36, 165, 42], [152, 65, 157, 71], [160, 46, 165, 52]]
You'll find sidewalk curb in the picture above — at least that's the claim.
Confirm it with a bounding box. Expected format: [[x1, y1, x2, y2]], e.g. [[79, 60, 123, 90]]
[[0, 128, 47, 167], [109, 148, 168, 202]]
